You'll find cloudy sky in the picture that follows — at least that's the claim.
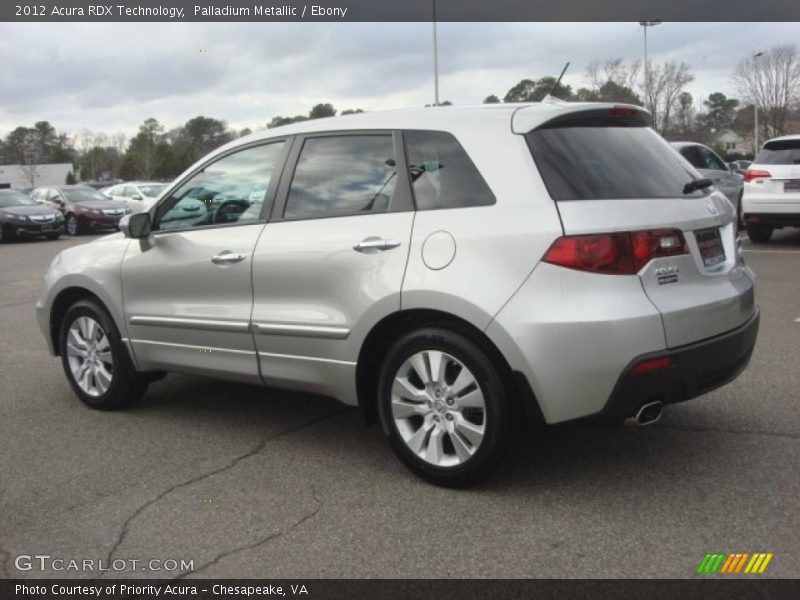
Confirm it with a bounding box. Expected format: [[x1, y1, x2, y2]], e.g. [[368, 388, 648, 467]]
[[0, 21, 797, 138]]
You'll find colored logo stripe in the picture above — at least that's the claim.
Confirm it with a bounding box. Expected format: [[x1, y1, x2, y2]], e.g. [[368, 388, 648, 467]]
[[697, 552, 773, 574]]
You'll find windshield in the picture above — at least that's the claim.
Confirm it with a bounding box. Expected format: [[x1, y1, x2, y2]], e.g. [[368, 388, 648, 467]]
[[526, 120, 704, 200], [0, 191, 37, 208], [139, 184, 167, 197], [755, 140, 800, 165], [63, 188, 110, 203]]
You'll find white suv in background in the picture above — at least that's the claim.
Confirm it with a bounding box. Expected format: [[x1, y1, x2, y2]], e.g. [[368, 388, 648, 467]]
[[36, 103, 759, 486], [742, 134, 800, 243]]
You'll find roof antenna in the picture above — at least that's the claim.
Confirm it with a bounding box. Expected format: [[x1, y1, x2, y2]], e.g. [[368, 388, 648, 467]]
[[543, 62, 570, 102]]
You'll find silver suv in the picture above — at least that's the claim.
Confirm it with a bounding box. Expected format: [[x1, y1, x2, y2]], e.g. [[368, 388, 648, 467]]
[[36, 103, 759, 486]]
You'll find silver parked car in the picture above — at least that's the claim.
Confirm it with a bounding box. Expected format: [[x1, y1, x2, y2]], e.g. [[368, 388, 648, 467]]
[[670, 142, 744, 224], [36, 104, 759, 486]]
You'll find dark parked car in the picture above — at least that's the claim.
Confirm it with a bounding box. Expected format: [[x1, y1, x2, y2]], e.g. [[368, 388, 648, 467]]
[[0, 189, 64, 242], [30, 185, 129, 235]]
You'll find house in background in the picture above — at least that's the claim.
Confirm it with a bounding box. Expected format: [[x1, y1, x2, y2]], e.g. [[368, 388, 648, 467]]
[[710, 128, 748, 155], [0, 163, 73, 189]]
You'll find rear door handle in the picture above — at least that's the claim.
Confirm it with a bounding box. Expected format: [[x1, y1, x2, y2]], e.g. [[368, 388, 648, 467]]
[[353, 238, 402, 252], [211, 251, 247, 264]]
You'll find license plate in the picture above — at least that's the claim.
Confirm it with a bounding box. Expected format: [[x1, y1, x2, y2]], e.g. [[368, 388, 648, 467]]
[[41, 225, 53, 232], [695, 227, 725, 268], [784, 179, 800, 192]]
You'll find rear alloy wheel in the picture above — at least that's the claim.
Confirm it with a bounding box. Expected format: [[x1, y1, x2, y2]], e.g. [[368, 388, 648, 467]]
[[65, 214, 81, 236], [378, 327, 512, 487], [59, 299, 147, 410], [745, 223, 773, 243]]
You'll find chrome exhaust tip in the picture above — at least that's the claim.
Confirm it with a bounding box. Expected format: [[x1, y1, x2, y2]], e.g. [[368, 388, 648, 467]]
[[626, 401, 664, 426]]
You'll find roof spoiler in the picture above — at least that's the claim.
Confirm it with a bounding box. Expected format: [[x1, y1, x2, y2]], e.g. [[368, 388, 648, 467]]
[[512, 103, 651, 134]]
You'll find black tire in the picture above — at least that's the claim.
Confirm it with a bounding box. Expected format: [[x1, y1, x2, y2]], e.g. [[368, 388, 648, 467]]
[[65, 214, 82, 236], [58, 299, 147, 410], [736, 192, 743, 229], [0, 223, 14, 243], [746, 223, 773, 243], [377, 327, 512, 487]]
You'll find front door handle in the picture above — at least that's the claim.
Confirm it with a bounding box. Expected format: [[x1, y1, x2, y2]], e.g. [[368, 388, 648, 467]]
[[353, 238, 402, 252], [211, 251, 247, 265]]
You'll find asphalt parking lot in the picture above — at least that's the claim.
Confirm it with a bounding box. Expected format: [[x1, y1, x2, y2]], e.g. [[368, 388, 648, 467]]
[[1, 230, 798, 579]]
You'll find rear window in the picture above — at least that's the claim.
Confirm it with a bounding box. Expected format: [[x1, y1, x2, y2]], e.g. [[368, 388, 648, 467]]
[[755, 140, 800, 165], [526, 120, 703, 200]]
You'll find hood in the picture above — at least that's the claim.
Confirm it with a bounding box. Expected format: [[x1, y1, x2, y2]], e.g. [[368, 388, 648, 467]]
[[70, 200, 126, 211], [0, 205, 62, 217]]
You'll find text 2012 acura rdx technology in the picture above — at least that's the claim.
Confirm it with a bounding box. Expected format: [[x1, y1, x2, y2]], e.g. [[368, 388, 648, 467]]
[[36, 103, 759, 486]]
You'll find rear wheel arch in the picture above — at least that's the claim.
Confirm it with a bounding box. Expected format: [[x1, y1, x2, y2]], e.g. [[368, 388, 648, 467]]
[[356, 308, 543, 432]]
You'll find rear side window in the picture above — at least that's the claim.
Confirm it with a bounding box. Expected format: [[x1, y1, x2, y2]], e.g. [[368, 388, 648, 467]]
[[284, 135, 397, 219], [755, 139, 800, 165], [526, 121, 703, 200], [404, 130, 495, 210]]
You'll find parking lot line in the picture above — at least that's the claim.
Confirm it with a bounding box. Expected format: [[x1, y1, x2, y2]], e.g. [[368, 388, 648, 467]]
[[742, 249, 800, 254]]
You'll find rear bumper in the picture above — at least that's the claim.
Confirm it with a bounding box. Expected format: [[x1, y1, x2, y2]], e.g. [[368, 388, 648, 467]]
[[744, 213, 800, 228], [599, 308, 759, 421]]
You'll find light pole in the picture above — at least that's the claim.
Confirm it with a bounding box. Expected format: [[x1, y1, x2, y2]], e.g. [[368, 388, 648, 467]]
[[753, 51, 764, 157], [432, 0, 440, 106], [639, 21, 661, 113]]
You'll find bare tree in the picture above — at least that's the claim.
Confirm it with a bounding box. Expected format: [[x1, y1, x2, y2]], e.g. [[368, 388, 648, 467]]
[[733, 44, 800, 139], [586, 58, 641, 92], [18, 130, 43, 187], [643, 61, 694, 134]]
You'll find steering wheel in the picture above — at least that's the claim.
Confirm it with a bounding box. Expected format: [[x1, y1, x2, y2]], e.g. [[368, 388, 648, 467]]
[[212, 199, 250, 224]]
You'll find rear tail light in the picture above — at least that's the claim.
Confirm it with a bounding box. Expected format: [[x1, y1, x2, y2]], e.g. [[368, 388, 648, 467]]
[[542, 229, 687, 275], [743, 169, 771, 183]]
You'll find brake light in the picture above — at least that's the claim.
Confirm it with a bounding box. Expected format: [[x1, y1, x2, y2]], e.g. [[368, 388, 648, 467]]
[[542, 229, 688, 275], [631, 356, 672, 375], [609, 106, 639, 117], [743, 169, 771, 183]]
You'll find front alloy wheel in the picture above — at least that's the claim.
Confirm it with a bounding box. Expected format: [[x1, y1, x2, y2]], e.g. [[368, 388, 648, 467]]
[[59, 299, 147, 409], [378, 327, 512, 487], [66, 316, 114, 397]]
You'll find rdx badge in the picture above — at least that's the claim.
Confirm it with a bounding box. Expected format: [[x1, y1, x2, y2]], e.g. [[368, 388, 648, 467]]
[[655, 265, 680, 285]]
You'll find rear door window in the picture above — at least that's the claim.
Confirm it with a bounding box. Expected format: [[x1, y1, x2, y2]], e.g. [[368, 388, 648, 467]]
[[526, 120, 702, 200], [755, 139, 800, 165], [404, 130, 495, 209], [284, 135, 398, 219]]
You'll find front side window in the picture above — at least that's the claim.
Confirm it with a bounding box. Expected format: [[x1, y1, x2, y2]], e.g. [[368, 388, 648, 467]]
[[700, 146, 728, 171], [155, 141, 285, 232], [284, 135, 397, 220], [404, 130, 495, 210]]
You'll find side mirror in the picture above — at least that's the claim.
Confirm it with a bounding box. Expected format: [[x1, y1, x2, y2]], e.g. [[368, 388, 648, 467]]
[[131, 194, 143, 201], [119, 212, 151, 239]]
